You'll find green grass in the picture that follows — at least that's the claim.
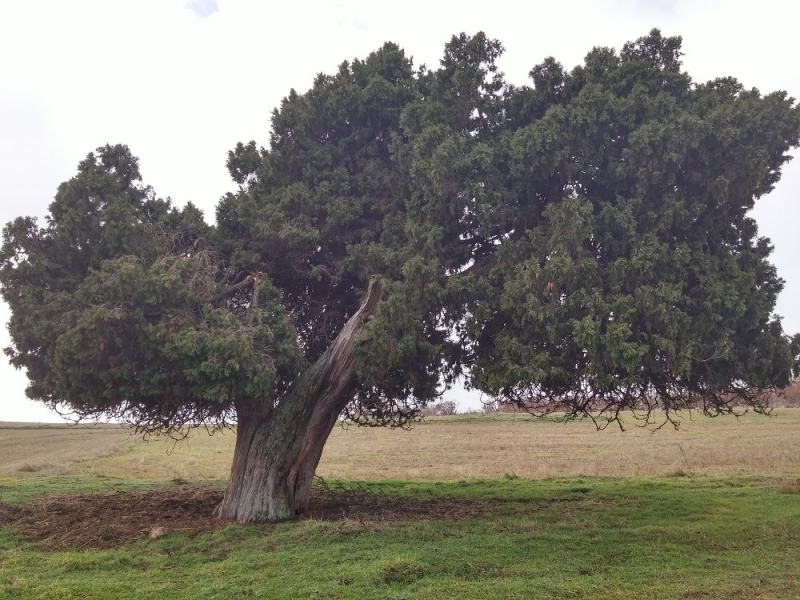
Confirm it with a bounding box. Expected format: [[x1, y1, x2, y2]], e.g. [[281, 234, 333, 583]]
[[0, 474, 212, 504], [2, 476, 799, 599]]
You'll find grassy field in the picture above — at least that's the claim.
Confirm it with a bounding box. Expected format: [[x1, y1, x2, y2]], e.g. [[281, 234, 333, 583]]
[[1, 411, 799, 599], [4, 409, 799, 481]]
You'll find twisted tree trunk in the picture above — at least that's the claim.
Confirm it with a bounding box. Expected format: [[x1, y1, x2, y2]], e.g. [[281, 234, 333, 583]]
[[214, 277, 382, 523]]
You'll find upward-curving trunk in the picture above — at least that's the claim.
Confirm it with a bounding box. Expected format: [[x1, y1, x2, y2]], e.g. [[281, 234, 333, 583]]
[[214, 277, 382, 523]]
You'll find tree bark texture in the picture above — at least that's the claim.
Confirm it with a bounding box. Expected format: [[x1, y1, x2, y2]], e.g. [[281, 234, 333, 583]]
[[214, 276, 382, 523]]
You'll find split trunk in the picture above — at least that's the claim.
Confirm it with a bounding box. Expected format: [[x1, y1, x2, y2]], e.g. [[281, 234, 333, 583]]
[[214, 277, 382, 522]]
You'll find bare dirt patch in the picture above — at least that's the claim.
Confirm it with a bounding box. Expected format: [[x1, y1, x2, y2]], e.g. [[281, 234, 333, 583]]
[[0, 482, 222, 550], [0, 482, 508, 550]]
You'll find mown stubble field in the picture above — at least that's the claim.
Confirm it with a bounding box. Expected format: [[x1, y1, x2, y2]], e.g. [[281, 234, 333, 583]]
[[2, 409, 799, 481]]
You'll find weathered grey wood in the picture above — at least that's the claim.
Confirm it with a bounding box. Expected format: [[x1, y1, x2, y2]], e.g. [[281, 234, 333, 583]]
[[214, 276, 382, 522]]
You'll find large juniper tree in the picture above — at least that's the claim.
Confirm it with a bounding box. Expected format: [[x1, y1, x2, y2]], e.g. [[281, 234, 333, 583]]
[[3, 30, 799, 522]]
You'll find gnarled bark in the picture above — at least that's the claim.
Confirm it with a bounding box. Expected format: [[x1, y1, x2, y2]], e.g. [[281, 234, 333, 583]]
[[214, 276, 382, 522]]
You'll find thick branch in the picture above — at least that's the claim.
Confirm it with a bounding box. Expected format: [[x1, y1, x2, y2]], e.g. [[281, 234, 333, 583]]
[[285, 275, 383, 505], [209, 275, 255, 304], [291, 275, 382, 426], [215, 276, 384, 522]]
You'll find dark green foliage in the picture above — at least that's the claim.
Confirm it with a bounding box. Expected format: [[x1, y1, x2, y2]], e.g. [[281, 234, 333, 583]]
[[454, 30, 800, 419], [1, 145, 302, 432], [2, 30, 799, 432], [385, 29, 799, 423]]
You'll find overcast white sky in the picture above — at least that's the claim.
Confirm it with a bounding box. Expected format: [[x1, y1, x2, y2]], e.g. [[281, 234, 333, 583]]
[[1, 0, 798, 421]]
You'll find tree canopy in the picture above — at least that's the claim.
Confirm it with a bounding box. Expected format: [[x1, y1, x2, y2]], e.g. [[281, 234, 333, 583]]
[[2, 29, 800, 520]]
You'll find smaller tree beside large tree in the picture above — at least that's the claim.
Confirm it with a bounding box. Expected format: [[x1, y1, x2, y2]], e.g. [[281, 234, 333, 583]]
[[2, 30, 799, 522]]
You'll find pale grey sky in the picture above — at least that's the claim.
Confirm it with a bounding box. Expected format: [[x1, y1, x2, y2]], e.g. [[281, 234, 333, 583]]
[[1, 0, 797, 420]]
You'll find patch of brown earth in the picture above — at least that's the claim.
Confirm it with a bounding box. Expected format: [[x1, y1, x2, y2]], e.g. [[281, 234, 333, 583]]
[[0, 481, 505, 550], [0, 482, 222, 550]]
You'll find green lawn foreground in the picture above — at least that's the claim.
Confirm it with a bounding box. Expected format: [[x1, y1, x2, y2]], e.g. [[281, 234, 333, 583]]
[[1, 476, 799, 599]]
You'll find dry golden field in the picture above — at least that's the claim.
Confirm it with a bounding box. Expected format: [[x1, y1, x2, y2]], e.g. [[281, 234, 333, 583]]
[[0, 422, 137, 476], [2, 409, 799, 481]]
